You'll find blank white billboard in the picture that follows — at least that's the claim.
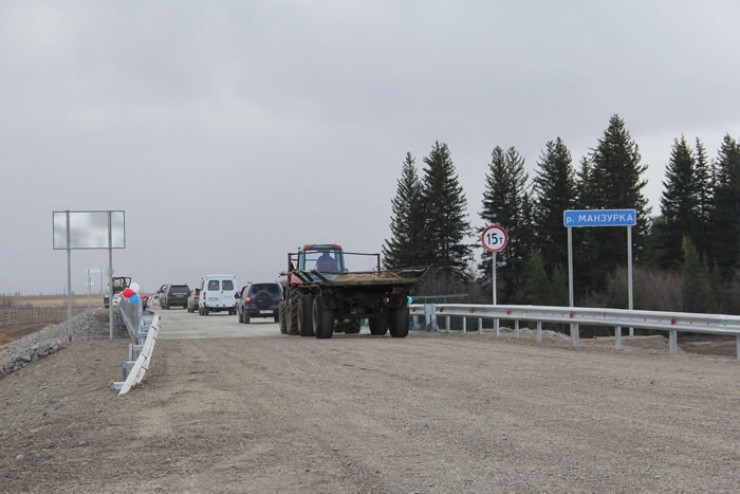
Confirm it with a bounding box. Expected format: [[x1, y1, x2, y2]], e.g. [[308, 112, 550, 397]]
[[53, 210, 126, 250]]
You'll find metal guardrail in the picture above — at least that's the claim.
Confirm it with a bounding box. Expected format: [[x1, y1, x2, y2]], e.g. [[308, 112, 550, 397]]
[[110, 297, 158, 394], [410, 303, 740, 361], [112, 314, 160, 396]]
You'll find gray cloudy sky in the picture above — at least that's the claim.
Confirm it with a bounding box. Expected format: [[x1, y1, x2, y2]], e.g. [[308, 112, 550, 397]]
[[2, 1, 739, 295]]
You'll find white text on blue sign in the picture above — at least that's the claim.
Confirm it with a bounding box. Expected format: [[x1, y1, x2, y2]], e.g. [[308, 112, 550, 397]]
[[563, 209, 637, 227]]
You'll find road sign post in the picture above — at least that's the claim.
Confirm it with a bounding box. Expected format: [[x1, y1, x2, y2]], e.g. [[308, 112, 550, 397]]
[[482, 225, 509, 306], [564, 209, 637, 336]]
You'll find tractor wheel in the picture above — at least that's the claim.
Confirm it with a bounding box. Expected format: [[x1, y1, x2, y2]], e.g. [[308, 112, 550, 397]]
[[279, 303, 288, 334], [287, 289, 300, 335], [312, 294, 334, 339], [369, 314, 388, 335], [297, 294, 315, 337], [388, 307, 409, 338]]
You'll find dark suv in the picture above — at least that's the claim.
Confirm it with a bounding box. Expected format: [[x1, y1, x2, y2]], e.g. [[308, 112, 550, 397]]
[[236, 282, 282, 323], [161, 284, 190, 309]]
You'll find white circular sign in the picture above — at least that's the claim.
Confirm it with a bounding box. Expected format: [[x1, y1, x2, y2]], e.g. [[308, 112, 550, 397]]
[[481, 225, 508, 253]]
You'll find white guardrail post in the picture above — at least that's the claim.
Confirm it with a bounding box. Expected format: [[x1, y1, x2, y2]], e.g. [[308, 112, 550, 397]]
[[408, 303, 740, 362]]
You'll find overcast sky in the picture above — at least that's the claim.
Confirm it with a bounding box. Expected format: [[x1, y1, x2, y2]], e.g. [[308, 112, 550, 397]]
[[2, 1, 740, 295]]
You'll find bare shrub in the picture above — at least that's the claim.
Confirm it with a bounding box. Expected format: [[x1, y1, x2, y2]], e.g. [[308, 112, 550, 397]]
[[606, 266, 683, 311]]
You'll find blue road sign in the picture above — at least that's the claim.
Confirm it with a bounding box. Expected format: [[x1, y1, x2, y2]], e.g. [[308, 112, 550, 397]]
[[563, 209, 637, 228]]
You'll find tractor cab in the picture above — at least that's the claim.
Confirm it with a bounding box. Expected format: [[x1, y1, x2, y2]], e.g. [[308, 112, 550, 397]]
[[298, 244, 345, 275]]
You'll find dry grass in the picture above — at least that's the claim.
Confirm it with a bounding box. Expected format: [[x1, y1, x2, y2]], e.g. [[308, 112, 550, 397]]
[[0, 295, 93, 309]]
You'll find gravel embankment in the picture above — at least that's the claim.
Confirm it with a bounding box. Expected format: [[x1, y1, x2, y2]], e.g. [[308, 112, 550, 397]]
[[0, 308, 128, 375]]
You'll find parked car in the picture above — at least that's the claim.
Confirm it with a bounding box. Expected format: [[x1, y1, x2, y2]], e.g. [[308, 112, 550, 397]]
[[236, 282, 282, 323], [153, 284, 168, 306], [199, 274, 238, 315], [160, 284, 190, 309], [187, 288, 201, 313]]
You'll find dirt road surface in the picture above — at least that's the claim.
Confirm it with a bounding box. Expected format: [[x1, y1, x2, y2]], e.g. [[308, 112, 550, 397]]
[[1, 310, 739, 493]]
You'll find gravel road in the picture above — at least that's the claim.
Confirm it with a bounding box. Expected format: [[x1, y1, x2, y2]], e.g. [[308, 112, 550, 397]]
[[1, 309, 738, 493]]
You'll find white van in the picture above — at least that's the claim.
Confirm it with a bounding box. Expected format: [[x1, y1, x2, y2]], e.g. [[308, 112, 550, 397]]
[[198, 274, 238, 315]]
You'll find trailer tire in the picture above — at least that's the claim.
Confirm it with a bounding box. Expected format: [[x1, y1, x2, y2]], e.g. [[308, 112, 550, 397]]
[[388, 307, 409, 338], [297, 294, 315, 337], [312, 295, 334, 339], [369, 315, 388, 336], [279, 303, 288, 334]]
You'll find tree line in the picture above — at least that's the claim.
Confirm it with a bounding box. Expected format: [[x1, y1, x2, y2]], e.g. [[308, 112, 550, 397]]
[[383, 114, 740, 314]]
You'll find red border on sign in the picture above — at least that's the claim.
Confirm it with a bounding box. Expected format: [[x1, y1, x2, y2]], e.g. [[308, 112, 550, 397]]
[[481, 225, 509, 253]]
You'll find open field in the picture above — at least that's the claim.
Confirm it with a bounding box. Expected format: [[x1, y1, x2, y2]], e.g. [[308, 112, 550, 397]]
[[0, 294, 97, 309]]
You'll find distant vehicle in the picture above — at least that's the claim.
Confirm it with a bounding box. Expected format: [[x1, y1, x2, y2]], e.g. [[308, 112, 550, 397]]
[[236, 282, 282, 323], [160, 284, 190, 310], [279, 244, 425, 338], [104, 276, 132, 308], [152, 284, 168, 305], [187, 288, 201, 313], [199, 274, 237, 315]]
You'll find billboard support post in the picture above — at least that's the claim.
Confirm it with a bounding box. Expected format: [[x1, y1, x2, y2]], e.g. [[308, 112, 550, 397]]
[[108, 211, 114, 340], [66, 210, 72, 321], [52, 210, 126, 338]]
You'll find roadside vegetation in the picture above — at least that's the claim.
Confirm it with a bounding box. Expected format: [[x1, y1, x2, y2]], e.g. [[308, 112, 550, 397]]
[[384, 114, 740, 315]]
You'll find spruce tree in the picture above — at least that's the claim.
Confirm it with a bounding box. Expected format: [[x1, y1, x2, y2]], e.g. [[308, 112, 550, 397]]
[[532, 137, 577, 272], [681, 237, 716, 313], [709, 134, 740, 281], [570, 156, 598, 300], [421, 141, 472, 277], [586, 114, 650, 292], [383, 152, 426, 269], [656, 136, 698, 269], [479, 146, 533, 302], [523, 249, 550, 305], [693, 138, 714, 258]]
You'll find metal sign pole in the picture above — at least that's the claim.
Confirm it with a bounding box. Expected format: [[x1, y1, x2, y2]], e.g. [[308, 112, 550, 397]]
[[492, 252, 497, 305], [568, 226, 574, 307], [627, 225, 634, 336], [66, 210, 72, 321], [108, 211, 114, 341]]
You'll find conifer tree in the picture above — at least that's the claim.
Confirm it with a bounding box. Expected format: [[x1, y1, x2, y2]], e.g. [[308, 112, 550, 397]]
[[479, 146, 533, 302], [655, 136, 698, 269], [421, 141, 472, 276], [567, 156, 597, 299], [383, 152, 426, 269], [708, 134, 740, 281], [586, 114, 650, 292], [693, 139, 714, 258], [523, 249, 550, 305], [681, 237, 717, 313], [532, 137, 577, 272]]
